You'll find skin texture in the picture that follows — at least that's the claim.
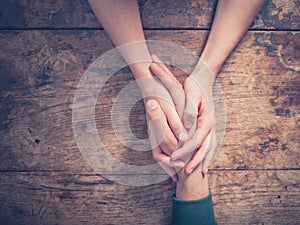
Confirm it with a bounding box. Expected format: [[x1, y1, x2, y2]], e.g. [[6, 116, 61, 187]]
[[88, 2, 188, 176], [150, 58, 216, 175], [146, 98, 209, 200], [88, 0, 266, 198], [149, 0, 267, 175], [176, 168, 209, 200], [201, 0, 267, 76]]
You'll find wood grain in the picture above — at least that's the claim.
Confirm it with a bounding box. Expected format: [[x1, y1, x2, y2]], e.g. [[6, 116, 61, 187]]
[[0, 170, 299, 225], [0, 0, 299, 30], [0, 30, 299, 172], [0, 2, 299, 224]]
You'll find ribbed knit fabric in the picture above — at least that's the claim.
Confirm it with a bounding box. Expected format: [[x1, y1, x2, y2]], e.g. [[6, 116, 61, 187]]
[[171, 192, 217, 225]]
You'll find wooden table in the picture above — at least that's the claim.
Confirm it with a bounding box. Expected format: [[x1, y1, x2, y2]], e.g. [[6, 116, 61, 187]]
[[0, 0, 299, 224]]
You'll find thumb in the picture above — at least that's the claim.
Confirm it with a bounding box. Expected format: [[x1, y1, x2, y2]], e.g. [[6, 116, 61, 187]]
[[146, 99, 167, 147]]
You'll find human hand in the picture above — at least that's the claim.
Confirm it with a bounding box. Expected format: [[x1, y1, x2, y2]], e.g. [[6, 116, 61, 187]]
[[150, 58, 217, 175], [135, 59, 188, 181], [174, 70, 217, 175], [136, 74, 188, 143], [146, 99, 185, 182]]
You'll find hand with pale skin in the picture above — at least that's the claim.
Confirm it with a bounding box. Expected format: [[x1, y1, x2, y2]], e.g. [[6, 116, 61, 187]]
[[146, 96, 210, 201], [147, 0, 267, 177], [145, 57, 188, 181], [88, 0, 267, 180], [149, 57, 217, 175], [88, 0, 189, 164], [142, 76, 187, 182], [174, 59, 217, 174], [146, 98, 183, 182]]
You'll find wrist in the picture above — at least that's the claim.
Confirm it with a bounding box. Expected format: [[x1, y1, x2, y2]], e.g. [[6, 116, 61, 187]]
[[189, 59, 215, 93], [116, 41, 152, 78], [176, 168, 209, 200], [130, 62, 152, 79], [201, 58, 221, 77]]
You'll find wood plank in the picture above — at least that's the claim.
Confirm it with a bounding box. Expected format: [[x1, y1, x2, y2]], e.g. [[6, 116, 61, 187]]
[[0, 30, 299, 171], [0, 170, 299, 225], [0, 0, 299, 30]]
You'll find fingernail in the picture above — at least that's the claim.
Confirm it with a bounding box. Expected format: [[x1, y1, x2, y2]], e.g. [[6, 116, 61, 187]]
[[188, 168, 194, 174], [151, 54, 161, 62], [147, 100, 157, 111], [179, 132, 187, 142], [184, 120, 192, 128], [202, 168, 208, 176]]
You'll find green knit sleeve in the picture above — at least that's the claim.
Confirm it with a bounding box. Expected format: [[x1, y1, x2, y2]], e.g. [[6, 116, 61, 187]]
[[171, 192, 218, 225]]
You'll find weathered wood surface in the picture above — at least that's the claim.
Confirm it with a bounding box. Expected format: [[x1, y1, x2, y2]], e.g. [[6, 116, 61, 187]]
[[0, 170, 299, 225], [0, 0, 299, 30], [0, 30, 299, 172], [0, 1, 299, 224]]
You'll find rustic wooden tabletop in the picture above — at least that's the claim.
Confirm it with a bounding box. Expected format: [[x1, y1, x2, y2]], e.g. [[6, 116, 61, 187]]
[[0, 0, 299, 224]]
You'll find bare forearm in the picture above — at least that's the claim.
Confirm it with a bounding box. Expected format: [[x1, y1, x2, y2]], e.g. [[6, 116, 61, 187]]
[[88, 0, 151, 78], [88, 0, 144, 45], [201, 0, 266, 76]]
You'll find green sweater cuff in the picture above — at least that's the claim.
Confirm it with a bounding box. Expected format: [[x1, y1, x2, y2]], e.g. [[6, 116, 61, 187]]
[[171, 192, 217, 225]]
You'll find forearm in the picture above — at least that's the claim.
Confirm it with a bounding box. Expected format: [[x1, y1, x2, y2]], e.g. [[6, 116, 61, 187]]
[[88, 0, 151, 78], [200, 0, 266, 76]]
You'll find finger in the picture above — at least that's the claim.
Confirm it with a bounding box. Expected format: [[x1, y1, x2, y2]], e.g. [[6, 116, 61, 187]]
[[147, 111, 180, 181], [146, 99, 180, 155], [159, 130, 178, 156], [152, 147, 177, 181], [146, 99, 167, 147], [171, 123, 212, 161], [185, 146, 208, 174], [152, 146, 185, 168], [152, 146, 184, 182], [150, 60, 180, 89], [185, 130, 215, 174], [150, 61, 185, 119], [149, 60, 187, 141], [151, 55, 177, 78], [202, 168, 209, 177], [148, 109, 178, 156], [171, 129, 202, 160], [159, 101, 188, 143], [201, 130, 218, 172], [197, 91, 215, 124], [160, 163, 178, 182], [150, 54, 184, 116]]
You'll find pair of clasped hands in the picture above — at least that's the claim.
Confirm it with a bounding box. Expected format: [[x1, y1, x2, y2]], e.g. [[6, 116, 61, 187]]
[[139, 55, 217, 182]]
